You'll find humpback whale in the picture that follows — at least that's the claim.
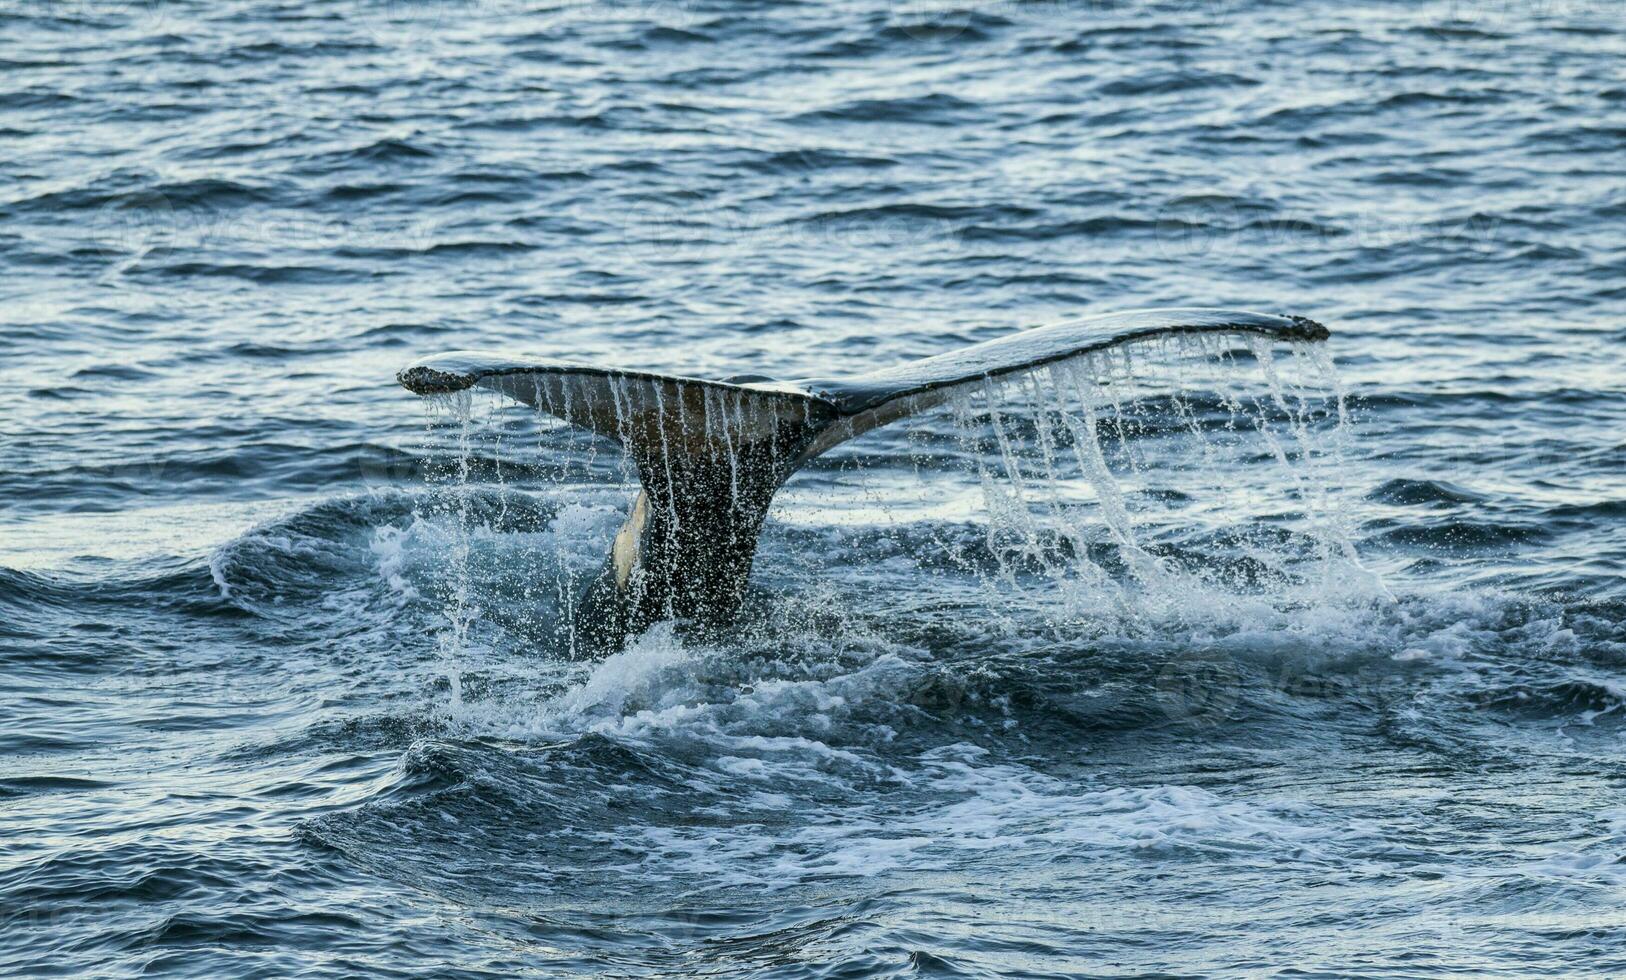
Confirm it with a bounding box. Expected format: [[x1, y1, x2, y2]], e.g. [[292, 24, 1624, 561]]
[[398, 308, 1329, 652]]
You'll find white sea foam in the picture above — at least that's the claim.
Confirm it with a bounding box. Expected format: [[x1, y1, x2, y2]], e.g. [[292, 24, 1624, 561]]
[[370, 523, 420, 605], [549, 622, 698, 721], [619, 743, 1346, 890]]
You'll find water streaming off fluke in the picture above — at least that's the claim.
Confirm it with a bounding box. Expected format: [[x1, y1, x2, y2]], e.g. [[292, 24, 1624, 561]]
[[405, 319, 1368, 668]]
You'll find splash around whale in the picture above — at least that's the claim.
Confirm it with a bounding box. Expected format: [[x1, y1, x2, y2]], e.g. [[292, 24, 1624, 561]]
[[397, 308, 1330, 652]]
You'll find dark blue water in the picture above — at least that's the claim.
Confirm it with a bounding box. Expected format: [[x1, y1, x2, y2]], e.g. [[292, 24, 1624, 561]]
[[4, 1, 1625, 976]]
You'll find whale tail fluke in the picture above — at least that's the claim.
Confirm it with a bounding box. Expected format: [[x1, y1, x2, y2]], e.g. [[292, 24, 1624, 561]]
[[397, 308, 1329, 651]]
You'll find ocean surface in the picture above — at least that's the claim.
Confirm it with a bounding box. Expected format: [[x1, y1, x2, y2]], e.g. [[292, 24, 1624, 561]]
[[3, 0, 1625, 976]]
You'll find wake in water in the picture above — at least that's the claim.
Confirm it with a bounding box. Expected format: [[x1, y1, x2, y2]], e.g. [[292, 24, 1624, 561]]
[[298, 324, 1626, 966]]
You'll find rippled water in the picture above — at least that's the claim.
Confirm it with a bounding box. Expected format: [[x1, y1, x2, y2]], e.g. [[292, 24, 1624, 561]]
[[4, 0, 1625, 976]]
